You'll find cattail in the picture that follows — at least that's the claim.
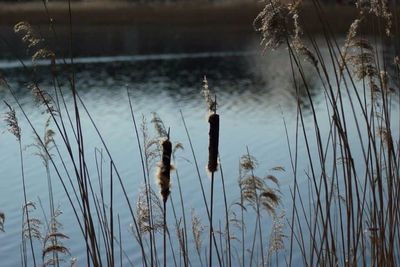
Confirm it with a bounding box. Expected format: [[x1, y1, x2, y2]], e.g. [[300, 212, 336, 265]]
[[207, 113, 219, 173], [157, 138, 172, 203], [202, 77, 219, 173], [0, 211, 4, 232]]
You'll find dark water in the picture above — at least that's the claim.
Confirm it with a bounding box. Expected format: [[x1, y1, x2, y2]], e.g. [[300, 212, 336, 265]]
[[0, 25, 398, 266]]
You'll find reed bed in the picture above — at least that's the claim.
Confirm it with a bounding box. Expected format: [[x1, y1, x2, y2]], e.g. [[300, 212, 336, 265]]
[[0, 0, 399, 266]]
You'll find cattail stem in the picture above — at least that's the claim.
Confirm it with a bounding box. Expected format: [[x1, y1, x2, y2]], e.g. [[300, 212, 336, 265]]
[[209, 171, 215, 267], [19, 141, 37, 267], [164, 200, 167, 267], [207, 106, 219, 267], [158, 135, 172, 267]]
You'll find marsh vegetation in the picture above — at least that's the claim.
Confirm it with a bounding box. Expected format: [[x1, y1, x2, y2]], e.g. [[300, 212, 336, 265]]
[[0, 0, 400, 266]]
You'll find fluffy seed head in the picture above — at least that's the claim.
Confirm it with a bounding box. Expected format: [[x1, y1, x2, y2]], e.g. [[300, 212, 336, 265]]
[[4, 101, 21, 141], [14, 21, 43, 48]]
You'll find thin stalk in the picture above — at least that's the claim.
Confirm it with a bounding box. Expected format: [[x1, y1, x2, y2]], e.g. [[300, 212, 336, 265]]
[[163, 200, 167, 267], [209, 171, 215, 267], [19, 140, 37, 267]]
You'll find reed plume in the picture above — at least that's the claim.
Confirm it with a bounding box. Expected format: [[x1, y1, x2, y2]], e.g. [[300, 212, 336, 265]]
[[291, 12, 318, 68], [191, 210, 205, 266], [14, 21, 43, 48], [136, 186, 164, 234], [28, 83, 58, 116], [254, 0, 292, 50], [42, 208, 70, 267], [4, 101, 21, 141], [266, 212, 286, 263], [32, 48, 56, 65], [22, 202, 42, 241], [238, 151, 282, 266]]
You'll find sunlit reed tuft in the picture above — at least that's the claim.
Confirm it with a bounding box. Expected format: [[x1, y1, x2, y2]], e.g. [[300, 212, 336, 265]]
[[136, 186, 164, 234], [14, 21, 43, 48], [22, 202, 42, 241], [4, 101, 21, 141]]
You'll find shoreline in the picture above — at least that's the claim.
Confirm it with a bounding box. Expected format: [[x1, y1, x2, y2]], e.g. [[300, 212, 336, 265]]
[[0, 1, 363, 33]]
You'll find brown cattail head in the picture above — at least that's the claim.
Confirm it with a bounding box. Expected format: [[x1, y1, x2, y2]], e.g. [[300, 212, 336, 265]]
[[207, 113, 219, 173], [0, 211, 5, 232], [157, 138, 172, 202]]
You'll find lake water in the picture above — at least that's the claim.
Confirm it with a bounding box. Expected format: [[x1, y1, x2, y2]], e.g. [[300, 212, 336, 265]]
[[0, 25, 398, 266]]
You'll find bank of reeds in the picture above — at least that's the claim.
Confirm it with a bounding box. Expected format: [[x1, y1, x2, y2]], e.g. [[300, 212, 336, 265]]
[[1, 0, 399, 265]]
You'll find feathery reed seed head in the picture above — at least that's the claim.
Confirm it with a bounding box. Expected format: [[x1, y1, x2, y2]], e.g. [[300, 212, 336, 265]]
[[254, 0, 292, 50], [202, 76, 217, 114], [267, 212, 286, 254], [28, 83, 58, 115], [4, 101, 21, 141], [14, 21, 43, 48], [136, 186, 164, 234], [191, 210, 205, 254]]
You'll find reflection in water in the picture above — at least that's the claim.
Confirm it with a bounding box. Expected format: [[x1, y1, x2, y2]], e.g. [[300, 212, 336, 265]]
[[0, 24, 258, 59], [1, 49, 326, 115]]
